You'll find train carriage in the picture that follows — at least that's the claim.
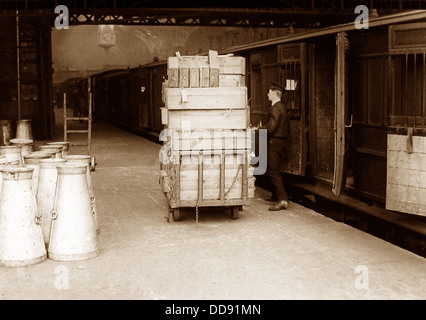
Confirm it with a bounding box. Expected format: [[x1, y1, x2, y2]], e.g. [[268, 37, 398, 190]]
[[220, 10, 426, 222], [91, 62, 166, 139]]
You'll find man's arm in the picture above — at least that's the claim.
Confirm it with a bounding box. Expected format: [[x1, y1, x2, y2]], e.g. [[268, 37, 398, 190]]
[[266, 105, 281, 136]]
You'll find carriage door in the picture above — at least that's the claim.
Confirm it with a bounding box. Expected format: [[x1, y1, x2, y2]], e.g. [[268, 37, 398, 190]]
[[277, 43, 308, 176], [386, 23, 426, 217], [333, 32, 351, 196]]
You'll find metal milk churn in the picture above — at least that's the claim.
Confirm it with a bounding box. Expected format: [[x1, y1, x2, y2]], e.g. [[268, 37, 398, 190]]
[[0, 120, 12, 146], [0, 157, 20, 195], [64, 155, 99, 233], [29, 151, 56, 159], [38, 145, 62, 158], [0, 145, 23, 166], [15, 119, 33, 141], [10, 138, 34, 157], [36, 158, 67, 244], [0, 167, 46, 267], [0, 157, 20, 167], [23, 153, 52, 197], [46, 141, 70, 157], [48, 164, 99, 261]]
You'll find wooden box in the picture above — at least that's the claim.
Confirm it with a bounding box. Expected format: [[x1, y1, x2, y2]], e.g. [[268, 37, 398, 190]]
[[189, 60, 200, 87], [166, 51, 246, 88], [218, 56, 246, 75], [166, 109, 248, 130], [170, 129, 252, 152], [164, 87, 247, 110], [208, 50, 220, 87], [161, 153, 255, 204], [161, 52, 253, 219], [179, 60, 189, 88], [200, 65, 210, 87], [219, 75, 246, 87], [386, 133, 426, 216], [163, 86, 248, 130], [167, 57, 179, 88]]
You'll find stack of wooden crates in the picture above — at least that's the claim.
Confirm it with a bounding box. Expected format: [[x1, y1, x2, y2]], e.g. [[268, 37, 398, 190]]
[[159, 50, 255, 221]]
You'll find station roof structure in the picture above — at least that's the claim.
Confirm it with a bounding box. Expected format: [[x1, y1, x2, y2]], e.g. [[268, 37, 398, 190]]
[[1, 1, 425, 28]]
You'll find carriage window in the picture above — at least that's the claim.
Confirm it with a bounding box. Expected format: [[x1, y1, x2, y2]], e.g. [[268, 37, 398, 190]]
[[285, 79, 297, 91], [280, 62, 301, 119], [277, 43, 304, 120], [391, 53, 426, 127], [250, 62, 263, 115], [389, 23, 426, 128]]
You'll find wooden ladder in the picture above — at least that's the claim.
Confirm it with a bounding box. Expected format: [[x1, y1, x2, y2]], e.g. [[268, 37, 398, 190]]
[[63, 79, 92, 156], [62, 77, 96, 171]]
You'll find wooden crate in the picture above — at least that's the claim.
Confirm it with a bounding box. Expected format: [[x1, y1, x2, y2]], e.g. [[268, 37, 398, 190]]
[[386, 133, 426, 216], [166, 51, 245, 88], [162, 86, 248, 130], [218, 55, 245, 75], [167, 57, 179, 88], [161, 52, 253, 221], [219, 74, 246, 87], [179, 155, 255, 201], [164, 87, 247, 110], [160, 152, 255, 205], [169, 129, 251, 152], [165, 109, 248, 130]]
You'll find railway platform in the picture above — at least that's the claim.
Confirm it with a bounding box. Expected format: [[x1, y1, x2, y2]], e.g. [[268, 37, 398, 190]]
[[0, 121, 425, 300]]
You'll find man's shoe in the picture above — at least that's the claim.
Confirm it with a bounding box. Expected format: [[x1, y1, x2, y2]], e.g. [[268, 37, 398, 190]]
[[268, 200, 289, 211]]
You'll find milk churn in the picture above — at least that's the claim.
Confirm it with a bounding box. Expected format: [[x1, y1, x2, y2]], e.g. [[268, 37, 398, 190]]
[[36, 158, 67, 244], [46, 141, 70, 157], [48, 164, 99, 261], [29, 151, 56, 159], [0, 167, 46, 267], [10, 138, 34, 157], [0, 145, 23, 166], [0, 157, 20, 194], [38, 145, 62, 158], [0, 157, 20, 167], [23, 153, 52, 197], [0, 120, 12, 146], [64, 155, 99, 233], [15, 119, 33, 141]]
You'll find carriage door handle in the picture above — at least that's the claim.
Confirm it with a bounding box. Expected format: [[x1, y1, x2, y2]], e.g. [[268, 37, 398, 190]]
[[406, 127, 414, 154], [345, 114, 353, 128]]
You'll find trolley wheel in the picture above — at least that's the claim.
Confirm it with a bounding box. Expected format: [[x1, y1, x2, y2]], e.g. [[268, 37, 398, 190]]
[[172, 208, 180, 221], [90, 156, 96, 171], [230, 206, 239, 220]]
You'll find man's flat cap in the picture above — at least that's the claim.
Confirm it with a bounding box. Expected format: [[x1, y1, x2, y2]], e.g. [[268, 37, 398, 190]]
[[269, 82, 285, 92]]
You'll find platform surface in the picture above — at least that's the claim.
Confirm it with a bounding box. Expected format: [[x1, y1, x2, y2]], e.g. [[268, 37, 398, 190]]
[[1, 122, 425, 300]]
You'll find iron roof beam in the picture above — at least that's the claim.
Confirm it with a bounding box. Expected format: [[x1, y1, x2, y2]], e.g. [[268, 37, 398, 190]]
[[61, 8, 357, 28]]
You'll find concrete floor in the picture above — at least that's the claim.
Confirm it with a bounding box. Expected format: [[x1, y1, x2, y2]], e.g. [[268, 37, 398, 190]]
[[1, 121, 426, 300]]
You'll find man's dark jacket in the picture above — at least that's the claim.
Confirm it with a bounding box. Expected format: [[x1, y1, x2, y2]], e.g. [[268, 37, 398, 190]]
[[266, 100, 290, 139]]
